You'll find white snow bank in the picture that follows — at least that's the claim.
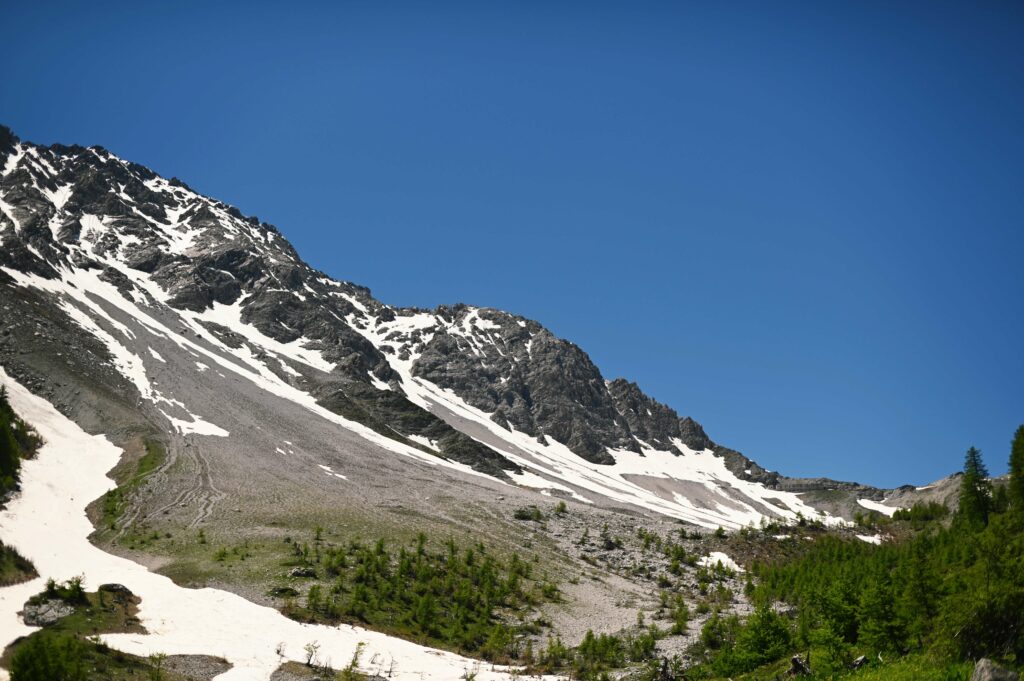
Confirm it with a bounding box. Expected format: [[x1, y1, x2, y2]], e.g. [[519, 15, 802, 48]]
[[855, 534, 883, 545], [404, 434, 438, 451], [697, 552, 744, 573], [160, 410, 230, 437], [857, 498, 901, 517], [0, 370, 551, 681]]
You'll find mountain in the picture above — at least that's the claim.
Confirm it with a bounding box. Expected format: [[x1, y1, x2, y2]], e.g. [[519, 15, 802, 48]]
[[0, 124, 907, 533]]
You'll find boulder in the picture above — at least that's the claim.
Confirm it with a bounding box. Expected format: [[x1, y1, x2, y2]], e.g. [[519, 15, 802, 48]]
[[22, 599, 74, 626], [786, 654, 811, 677], [972, 659, 1020, 681], [98, 583, 135, 604], [99, 582, 133, 596]]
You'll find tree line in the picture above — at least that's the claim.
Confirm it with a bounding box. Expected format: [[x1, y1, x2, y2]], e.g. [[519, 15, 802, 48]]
[[0, 386, 42, 498], [688, 426, 1024, 678]]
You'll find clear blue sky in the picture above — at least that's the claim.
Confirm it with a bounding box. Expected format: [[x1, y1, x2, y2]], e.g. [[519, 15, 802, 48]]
[[3, 1, 1022, 487]]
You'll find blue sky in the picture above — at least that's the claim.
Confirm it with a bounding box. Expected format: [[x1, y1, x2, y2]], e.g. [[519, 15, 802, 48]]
[[3, 1, 1022, 487]]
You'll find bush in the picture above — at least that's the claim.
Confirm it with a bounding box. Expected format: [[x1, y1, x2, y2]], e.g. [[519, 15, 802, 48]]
[[892, 501, 949, 524], [10, 634, 87, 681], [513, 506, 543, 521]]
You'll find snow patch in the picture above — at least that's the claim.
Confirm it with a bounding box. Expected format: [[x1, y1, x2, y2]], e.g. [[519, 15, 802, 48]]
[[161, 410, 230, 437], [857, 498, 901, 517], [697, 552, 744, 573], [856, 534, 883, 545]]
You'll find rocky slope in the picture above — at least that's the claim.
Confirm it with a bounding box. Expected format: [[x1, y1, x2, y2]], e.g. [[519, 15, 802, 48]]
[[0, 125, 899, 530]]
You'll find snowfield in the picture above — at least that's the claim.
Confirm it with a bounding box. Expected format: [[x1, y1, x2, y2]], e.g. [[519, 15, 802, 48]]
[[0, 370, 553, 681], [857, 498, 902, 517]]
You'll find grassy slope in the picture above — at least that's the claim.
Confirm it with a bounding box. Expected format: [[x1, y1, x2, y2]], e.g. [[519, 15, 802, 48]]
[[702, 652, 972, 681], [0, 544, 36, 587]]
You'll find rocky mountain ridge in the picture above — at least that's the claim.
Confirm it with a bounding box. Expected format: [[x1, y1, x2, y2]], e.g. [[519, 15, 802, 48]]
[[0, 125, 899, 528]]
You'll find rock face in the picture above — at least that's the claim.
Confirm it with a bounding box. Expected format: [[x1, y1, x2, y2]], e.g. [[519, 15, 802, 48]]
[[0, 123, 765, 473], [972, 659, 1020, 681], [22, 598, 74, 626], [0, 125, 518, 479], [0, 124, 891, 525]]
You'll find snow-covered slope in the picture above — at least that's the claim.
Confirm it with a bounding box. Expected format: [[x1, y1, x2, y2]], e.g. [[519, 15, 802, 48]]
[[0, 369, 529, 681], [0, 124, 874, 535], [346, 309, 843, 528]]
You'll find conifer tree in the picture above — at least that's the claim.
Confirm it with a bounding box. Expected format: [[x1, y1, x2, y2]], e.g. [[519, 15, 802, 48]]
[[958, 447, 991, 528], [0, 389, 22, 493], [858, 568, 905, 653], [1009, 425, 1024, 511]]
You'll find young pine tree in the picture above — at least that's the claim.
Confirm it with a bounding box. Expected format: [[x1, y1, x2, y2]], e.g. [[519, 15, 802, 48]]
[[1009, 425, 1024, 512], [958, 447, 991, 528], [858, 568, 905, 654]]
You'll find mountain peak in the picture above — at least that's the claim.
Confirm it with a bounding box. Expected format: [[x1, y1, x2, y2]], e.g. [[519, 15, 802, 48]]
[[0, 126, 889, 529]]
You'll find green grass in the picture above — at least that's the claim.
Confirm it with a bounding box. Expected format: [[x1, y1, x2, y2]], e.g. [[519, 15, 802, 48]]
[[840, 655, 972, 681], [99, 438, 166, 531], [694, 651, 973, 681]]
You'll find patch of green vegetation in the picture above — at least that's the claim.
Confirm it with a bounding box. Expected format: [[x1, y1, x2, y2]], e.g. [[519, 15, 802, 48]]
[[526, 626, 665, 680], [0, 385, 43, 500], [99, 438, 165, 531], [0, 542, 36, 587], [279, 532, 559, 662], [685, 433, 1024, 680], [685, 650, 972, 681], [513, 506, 543, 521], [0, 389, 42, 589], [0, 580, 192, 681], [890, 501, 949, 525]]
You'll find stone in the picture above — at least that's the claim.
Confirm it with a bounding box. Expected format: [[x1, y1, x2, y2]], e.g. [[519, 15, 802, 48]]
[[971, 659, 1020, 681], [786, 654, 811, 677], [22, 599, 74, 626]]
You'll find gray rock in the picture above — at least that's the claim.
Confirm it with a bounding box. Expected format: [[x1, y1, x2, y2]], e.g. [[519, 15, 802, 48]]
[[972, 659, 1020, 681], [22, 599, 74, 626], [98, 583, 135, 604]]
